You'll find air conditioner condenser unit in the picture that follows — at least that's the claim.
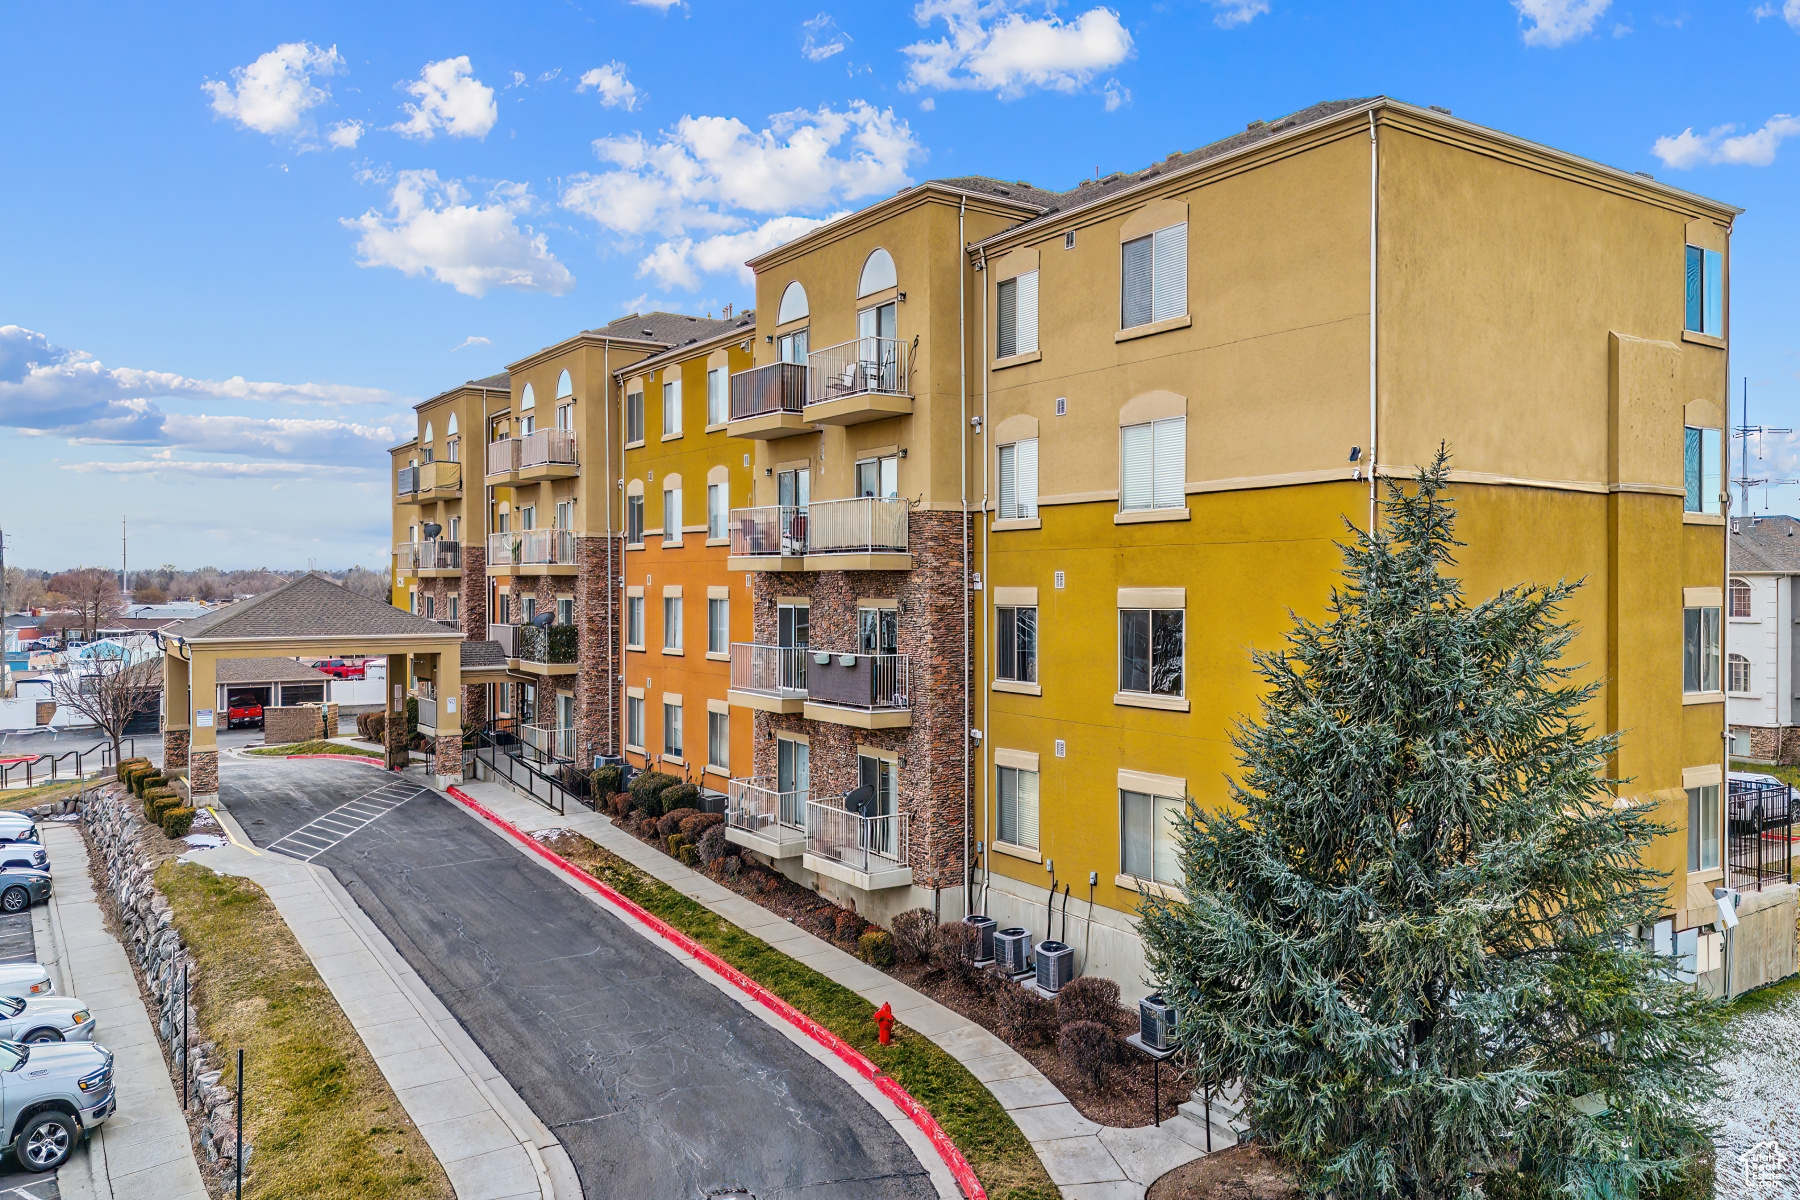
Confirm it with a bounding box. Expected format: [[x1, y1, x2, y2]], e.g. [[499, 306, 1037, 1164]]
[[1139, 992, 1178, 1052], [1036, 940, 1075, 993], [995, 927, 1032, 975], [962, 914, 996, 964]]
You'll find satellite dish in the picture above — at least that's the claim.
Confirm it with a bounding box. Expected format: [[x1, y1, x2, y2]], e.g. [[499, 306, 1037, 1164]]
[[421, 522, 442, 540], [844, 783, 877, 819], [531, 612, 554, 628]]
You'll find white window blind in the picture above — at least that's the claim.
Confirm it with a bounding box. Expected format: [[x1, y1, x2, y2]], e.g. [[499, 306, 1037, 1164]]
[[707, 368, 727, 425], [998, 271, 1039, 358], [662, 378, 682, 435], [1122, 237, 1153, 329], [664, 488, 682, 543], [708, 483, 727, 539], [998, 439, 1038, 519], [1120, 417, 1184, 511], [997, 766, 1040, 850], [1121, 223, 1187, 329]]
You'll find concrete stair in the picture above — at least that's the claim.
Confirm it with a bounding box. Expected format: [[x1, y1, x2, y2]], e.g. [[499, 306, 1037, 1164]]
[[1176, 1082, 1245, 1153]]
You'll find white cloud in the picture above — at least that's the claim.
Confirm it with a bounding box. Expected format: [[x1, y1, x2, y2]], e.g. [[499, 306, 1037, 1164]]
[[453, 336, 492, 351], [902, 0, 1133, 98], [1752, 0, 1800, 26], [391, 57, 498, 140], [1102, 78, 1129, 111], [343, 169, 574, 296], [803, 13, 851, 60], [1514, 0, 1610, 46], [577, 63, 641, 111], [1209, 0, 1269, 26], [637, 213, 850, 289], [62, 459, 359, 479], [630, 0, 686, 8], [327, 119, 364, 148], [1653, 114, 1800, 168], [203, 42, 344, 137]]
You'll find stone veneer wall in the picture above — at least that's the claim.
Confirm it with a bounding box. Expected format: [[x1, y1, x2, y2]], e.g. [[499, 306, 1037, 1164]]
[[162, 726, 190, 771], [752, 509, 970, 914], [460, 541, 488, 727], [189, 749, 219, 799], [576, 534, 623, 762], [1731, 724, 1800, 765]]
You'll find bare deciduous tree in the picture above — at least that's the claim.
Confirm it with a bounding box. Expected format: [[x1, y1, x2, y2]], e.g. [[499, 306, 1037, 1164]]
[[48, 649, 161, 764], [45, 567, 122, 641]]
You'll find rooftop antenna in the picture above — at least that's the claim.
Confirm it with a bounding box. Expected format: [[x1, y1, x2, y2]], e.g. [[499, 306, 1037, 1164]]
[[1732, 376, 1796, 521]]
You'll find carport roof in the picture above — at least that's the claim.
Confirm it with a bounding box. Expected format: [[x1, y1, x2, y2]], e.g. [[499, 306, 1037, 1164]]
[[216, 657, 332, 684], [462, 640, 506, 670], [162, 573, 458, 642]]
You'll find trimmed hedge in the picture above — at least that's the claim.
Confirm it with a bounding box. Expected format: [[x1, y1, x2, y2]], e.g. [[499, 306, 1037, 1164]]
[[858, 929, 897, 968], [628, 771, 681, 818], [160, 807, 197, 839], [590, 764, 623, 798]]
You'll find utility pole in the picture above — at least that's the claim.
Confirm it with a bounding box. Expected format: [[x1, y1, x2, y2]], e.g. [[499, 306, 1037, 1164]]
[[120, 516, 128, 605], [1732, 378, 1796, 520]]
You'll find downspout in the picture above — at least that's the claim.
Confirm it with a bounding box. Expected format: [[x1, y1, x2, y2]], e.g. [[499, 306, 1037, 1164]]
[[979, 244, 993, 916], [1367, 108, 1379, 532], [604, 342, 615, 759], [1722, 230, 1733, 870], [959, 193, 972, 917]]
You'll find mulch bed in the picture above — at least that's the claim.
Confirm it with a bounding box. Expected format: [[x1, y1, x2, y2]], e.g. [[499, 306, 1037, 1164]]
[[1145, 1143, 1299, 1200], [608, 803, 1196, 1127]]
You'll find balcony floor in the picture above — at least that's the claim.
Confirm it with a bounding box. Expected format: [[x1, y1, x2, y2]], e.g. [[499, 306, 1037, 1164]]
[[728, 411, 814, 439], [417, 567, 462, 578], [517, 659, 579, 676], [801, 701, 912, 730], [727, 553, 911, 573], [803, 394, 913, 427], [727, 688, 805, 714], [803, 853, 912, 892], [725, 825, 806, 859], [727, 554, 805, 573], [485, 563, 579, 577]]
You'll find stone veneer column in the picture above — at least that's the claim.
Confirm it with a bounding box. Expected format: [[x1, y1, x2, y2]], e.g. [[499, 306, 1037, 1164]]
[[433, 733, 463, 786], [575, 534, 622, 762], [189, 750, 219, 800], [162, 728, 190, 772], [461, 541, 488, 728]]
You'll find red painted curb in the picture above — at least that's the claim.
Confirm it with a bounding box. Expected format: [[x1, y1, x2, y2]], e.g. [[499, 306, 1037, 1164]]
[[445, 786, 987, 1200]]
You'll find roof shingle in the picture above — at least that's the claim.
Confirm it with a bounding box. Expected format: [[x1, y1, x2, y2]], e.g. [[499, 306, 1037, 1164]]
[[162, 573, 459, 641], [1732, 515, 1800, 573]]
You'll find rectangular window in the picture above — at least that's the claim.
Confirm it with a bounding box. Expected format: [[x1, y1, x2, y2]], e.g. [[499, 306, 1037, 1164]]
[[626, 695, 644, 750], [626, 391, 644, 444], [448, 516, 459, 541], [1120, 417, 1185, 511], [1121, 789, 1182, 885], [1683, 425, 1722, 515], [626, 494, 644, 544], [1687, 783, 1720, 871], [777, 328, 809, 365], [854, 455, 898, 499], [663, 701, 683, 757], [626, 596, 644, 649], [708, 368, 728, 425], [448, 596, 458, 622], [662, 378, 683, 436], [997, 439, 1038, 520], [708, 709, 729, 771], [1685, 245, 1724, 337], [1682, 605, 1721, 693], [1120, 608, 1183, 696], [556, 402, 572, 431], [708, 597, 728, 655], [556, 597, 573, 625], [859, 606, 898, 655], [523, 596, 536, 623], [996, 270, 1039, 358], [664, 595, 683, 650], [519, 505, 536, 530], [554, 500, 571, 530], [996, 606, 1037, 683], [997, 765, 1040, 849], [708, 482, 727, 540], [1121, 222, 1188, 329], [424, 594, 435, 619], [664, 488, 682, 545], [1729, 653, 1751, 694]]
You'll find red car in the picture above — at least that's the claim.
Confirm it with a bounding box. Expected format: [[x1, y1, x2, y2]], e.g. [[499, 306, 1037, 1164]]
[[227, 703, 263, 729], [315, 659, 366, 679]]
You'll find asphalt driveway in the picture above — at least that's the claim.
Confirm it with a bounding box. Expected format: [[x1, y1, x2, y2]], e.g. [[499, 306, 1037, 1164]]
[[218, 755, 936, 1200]]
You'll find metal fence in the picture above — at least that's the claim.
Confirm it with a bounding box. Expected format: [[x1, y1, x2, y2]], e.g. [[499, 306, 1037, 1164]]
[[486, 439, 519, 476], [728, 505, 805, 557], [0, 739, 135, 790], [805, 801, 908, 872], [808, 336, 908, 403], [520, 429, 578, 468], [396, 466, 418, 496], [397, 540, 459, 572], [729, 362, 808, 420], [521, 722, 576, 761], [487, 529, 578, 567], [1728, 779, 1794, 891], [806, 496, 908, 554], [416, 696, 438, 731], [728, 643, 808, 697], [487, 623, 520, 658], [726, 778, 807, 846], [468, 723, 578, 815]]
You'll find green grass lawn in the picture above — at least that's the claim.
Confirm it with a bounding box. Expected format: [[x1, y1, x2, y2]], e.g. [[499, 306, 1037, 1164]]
[[0, 780, 85, 811], [540, 831, 1058, 1200], [245, 741, 378, 758], [158, 861, 452, 1199], [1730, 759, 1800, 787]]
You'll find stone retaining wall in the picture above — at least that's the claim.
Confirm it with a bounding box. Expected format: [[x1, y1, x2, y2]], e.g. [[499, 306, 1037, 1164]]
[[82, 786, 250, 1188]]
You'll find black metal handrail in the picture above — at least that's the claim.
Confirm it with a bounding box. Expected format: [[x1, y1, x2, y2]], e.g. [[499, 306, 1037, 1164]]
[[1728, 779, 1794, 891], [468, 722, 581, 816], [0, 739, 135, 791]]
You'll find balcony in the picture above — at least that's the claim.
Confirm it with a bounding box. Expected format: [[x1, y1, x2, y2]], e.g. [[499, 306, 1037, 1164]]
[[486, 529, 579, 576], [726, 643, 809, 713], [521, 722, 576, 762], [488, 622, 520, 659], [395, 540, 461, 578], [724, 778, 807, 859], [416, 695, 439, 734], [486, 430, 578, 483], [804, 801, 911, 891], [417, 459, 462, 499], [726, 497, 910, 572], [728, 362, 811, 439], [801, 652, 911, 729], [397, 466, 419, 499], [804, 337, 912, 427], [518, 623, 579, 675]]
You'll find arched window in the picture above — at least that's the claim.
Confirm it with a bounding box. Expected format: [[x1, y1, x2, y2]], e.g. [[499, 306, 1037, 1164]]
[[556, 370, 572, 399], [446, 413, 457, 435], [1728, 653, 1752, 694], [1730, 576, 1752, 618], [778, 281, 809, 324], [520, 383, 536, 410], [857, 248, 896, 297]]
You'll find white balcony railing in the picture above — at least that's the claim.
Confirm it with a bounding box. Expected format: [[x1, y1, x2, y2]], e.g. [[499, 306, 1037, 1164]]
[[522, 722, 575, 761], [727, 497, 907, 558], [487, 529, 578, 568], [395, 543, 420, 572], [520, 428, 577, 468], [804, 651, 909, 711], [729, 643, 809, 697], [488, 623, 519, 658], [397, 540, 460, 571], [486, 439, 519, 476], [727, 778, 808, 844], [808, 336, 908, 404], [806, 801, 909, 874], [416, 696, 438, 731]]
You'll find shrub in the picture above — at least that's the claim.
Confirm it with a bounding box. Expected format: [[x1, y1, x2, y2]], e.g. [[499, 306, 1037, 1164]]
[[696, 823, 733, 866], [667, 834, 689, 858], [590, 764, 623, 798], [927, 921, 983, 985], [890, 908, 935, 964], [657, 807, 700, 837], [364, 711, 387, 743], [676, 844, 699, 867], [833, 909, 866, 944], [858, 929, 897, 968], [160, 807, 197, 840], [629, 771, 681, 818], [1055, 976, 1123, 1028], [1058, 1020, 1117, 1090], [992, 970, 1057, 1046], [661, 783, 701, 813], [405, 696, 418, 740], [135, 773, 167, 799], [679, 812, 723, 839], [555, 763, 588, 796], [721, 855, 742, 879], [122, 764, 147, 794], [608, 792, 632, 819]]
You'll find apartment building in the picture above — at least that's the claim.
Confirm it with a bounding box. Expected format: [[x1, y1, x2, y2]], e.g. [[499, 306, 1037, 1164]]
[[1724, 515, 1800, 762]]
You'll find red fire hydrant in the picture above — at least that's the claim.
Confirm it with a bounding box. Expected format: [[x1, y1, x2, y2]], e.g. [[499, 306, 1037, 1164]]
[[873, 1002, 895, 1045]]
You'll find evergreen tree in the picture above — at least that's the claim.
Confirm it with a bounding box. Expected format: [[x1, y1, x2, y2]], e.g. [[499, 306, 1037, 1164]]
[[1139, 451, 1726, 1200]]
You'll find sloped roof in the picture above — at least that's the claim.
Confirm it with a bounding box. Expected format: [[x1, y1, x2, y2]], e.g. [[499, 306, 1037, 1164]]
[[1732, 515, 1800, 573], [461, 640, 507, 670], [161, 573, 458, 641], [587, 311, 749, 345], [216, 657, 332, 684]]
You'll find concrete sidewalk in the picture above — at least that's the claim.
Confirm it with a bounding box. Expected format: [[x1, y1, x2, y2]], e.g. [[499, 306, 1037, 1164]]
[[185, 805, 577, 1200], [36, 823, 208, 1200], [458, 778, 1215, 1200]]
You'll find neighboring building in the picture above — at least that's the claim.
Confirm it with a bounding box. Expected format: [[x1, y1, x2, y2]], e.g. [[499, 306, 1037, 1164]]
[[1725, 515, 1800, 762]]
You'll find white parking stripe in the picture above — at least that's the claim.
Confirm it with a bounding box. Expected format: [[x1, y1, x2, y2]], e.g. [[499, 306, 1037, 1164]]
[[266, 782, 425, 862]]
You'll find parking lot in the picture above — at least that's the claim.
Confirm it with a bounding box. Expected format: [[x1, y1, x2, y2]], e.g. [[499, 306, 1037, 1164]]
[[220, 754, 937, 1200]]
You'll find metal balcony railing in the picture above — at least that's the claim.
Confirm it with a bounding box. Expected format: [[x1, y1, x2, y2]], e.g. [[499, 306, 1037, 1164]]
[[397, 466, 419, 497], [522, 722, 576, 761], [727, 778, 808, 844], [806, 801, 909, 874], [487, 529, 578, 568], [487, 439, 519, 476], [730, 362, 808, 420], [520, 429, 578, 468], [395, 543, 420, 572], [396, 541, 459, 571], [729, 643, 809, 697], [488, 623, 520, 658], [806, 496, 908, 554], [809, 336, 908, 404], [805, 652, 909, 712], [729, 505, 806, 557], [416, 696, 439, 731], [519, 623, 579, 665], [419, 460, 461, 492]]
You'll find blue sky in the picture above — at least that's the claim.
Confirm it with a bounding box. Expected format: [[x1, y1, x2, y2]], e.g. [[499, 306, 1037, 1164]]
[[2, 0, 1797, 570]]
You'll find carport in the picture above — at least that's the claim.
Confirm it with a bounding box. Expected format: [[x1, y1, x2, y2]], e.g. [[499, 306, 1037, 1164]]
[[156, 573, 464, 803], [215, 657, 335, 728]]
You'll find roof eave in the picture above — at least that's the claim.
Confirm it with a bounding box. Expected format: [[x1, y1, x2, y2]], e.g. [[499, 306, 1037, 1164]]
[[744, 182, 1047, 273], [506, 331, 671, 375], [613, 323, 759, 379]]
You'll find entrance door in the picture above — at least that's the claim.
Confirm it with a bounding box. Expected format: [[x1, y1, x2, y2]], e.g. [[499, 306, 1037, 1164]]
[[777, 602, 809, 691], [776, 468, 809, 554], [857, 303, 897, 390], [856, 753, 897, 856], [777, 737, 809, 826]]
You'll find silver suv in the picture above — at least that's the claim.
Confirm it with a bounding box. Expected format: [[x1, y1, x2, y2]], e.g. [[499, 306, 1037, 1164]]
[[0, 1039, 114, 1172]]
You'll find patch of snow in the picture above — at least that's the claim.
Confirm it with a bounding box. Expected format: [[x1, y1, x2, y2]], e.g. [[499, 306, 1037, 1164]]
[[1716, 989, 1800, 1198], [182, 833, 227, 851]]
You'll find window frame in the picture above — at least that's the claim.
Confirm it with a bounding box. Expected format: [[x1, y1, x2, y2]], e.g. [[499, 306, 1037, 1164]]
[[1687, 783, 1720, 872], [708, 709, 730, 771], [995, 605, 1037, 683], [625, 595, 644, 650], [625, 695, 644, 751], [1728, 652, 1752, 695], [626, 494, 645, 545], [996, 764, 1040, 850], [664, 595, 683, 651], [708, 482, 728, 540], [1121, 222, 1188, 330], [1729, 577, 1752, 618], [663, 700, 683, 758], [996, 269, 1039, 358], [1118, 606, 1184, 698], [1120, 788, 1182, 886], [708, 597, 729, 656], [662, 376, 683, 437], [707, 367, 728, 426], [663, 486, 683, 546], [1684, 244, 1724, 338], [1682, 605, 1722, 694], [625, 391, 645, 445], [997, 438, 1039, 520], [1119, 416, 1186, 512]]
